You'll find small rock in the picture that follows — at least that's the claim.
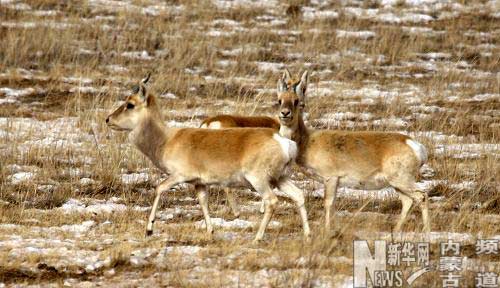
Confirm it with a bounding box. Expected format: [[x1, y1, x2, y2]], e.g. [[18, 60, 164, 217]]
[[37, 184, 55, 193], [85, 264, 95, 273], [108, 196, 123, 203], [104, 268, 115, 277], [102, 239, 114, 245], [63, 279, 78, 287], [130, 256, 148, 267], [8, 172, 35, 185], [420, 164, 435, 178], [78, 281, 94, 288], [79, 178, 95, 186]]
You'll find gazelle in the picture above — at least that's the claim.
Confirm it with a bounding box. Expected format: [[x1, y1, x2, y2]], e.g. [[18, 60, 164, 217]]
[[277, 69, 431, 233], [201, 114, 280, 130], [105, 75, 311, 242], [200, 115, 280, 216]]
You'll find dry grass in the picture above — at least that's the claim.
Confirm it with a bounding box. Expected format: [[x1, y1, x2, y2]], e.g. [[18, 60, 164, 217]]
[[0, 0, 499, 286]]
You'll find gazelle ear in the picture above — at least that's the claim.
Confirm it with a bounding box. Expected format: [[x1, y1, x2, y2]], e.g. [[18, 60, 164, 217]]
[[277, 76, 287, 93], [138, 73, 151, 102], [283, 68, 292, 82], [138, 84, 147, 102], [141, 72, 151, 84], [277, 69, 292, 93], [296, 70, 309, 99]]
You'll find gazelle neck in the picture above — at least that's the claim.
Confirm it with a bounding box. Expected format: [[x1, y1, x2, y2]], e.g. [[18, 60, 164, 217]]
[[129, 102, 170, 171], [279, 111, 309, 149]]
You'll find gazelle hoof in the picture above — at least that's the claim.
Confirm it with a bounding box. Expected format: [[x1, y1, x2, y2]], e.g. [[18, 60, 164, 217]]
[[259, 205, 265, 214], [145, 230, 153, 237]]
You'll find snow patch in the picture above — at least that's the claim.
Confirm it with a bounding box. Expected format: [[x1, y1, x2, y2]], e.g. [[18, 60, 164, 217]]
[[212, 0, 278, 9], [471, 94, 499, 102], [196, 218, 281, 229], [434, 143, 500, 159], [254, 61, 285, 72], [59, 198, 126, 215], [336, 30, 376, 40], [121, 172, 149, 185], [8, 172, 35, 184], [121, 51, 154, 60], [0, 87, 36, 97], [302, 8, 339, 21]]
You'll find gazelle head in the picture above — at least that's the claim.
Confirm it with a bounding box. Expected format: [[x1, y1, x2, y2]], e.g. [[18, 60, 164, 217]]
[[276, 69, 308, 127], [106, 73, 154, 131]]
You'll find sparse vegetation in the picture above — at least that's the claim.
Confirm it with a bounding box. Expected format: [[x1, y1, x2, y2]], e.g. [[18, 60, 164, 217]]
[[0, 0, 498, 286]]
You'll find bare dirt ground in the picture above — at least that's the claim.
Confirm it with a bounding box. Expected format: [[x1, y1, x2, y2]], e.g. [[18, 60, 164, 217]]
[[0, 0, 498, 287]]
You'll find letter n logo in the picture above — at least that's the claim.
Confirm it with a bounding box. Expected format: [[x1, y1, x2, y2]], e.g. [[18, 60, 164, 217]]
[[354, 240, 387, 287]]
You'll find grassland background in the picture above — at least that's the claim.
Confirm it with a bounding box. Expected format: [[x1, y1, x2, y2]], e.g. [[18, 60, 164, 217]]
[[0, 0, 499, 287]]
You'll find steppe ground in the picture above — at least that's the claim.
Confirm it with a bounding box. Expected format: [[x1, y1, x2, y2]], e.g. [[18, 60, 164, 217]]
[[0, 0, 499, 287]]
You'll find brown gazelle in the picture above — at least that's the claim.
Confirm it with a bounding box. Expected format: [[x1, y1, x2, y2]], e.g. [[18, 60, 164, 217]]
[[201, 114, 280, 130], [277, 69, 431, 233], [201, 114, 280, 216], [106, 74, 310, 242]]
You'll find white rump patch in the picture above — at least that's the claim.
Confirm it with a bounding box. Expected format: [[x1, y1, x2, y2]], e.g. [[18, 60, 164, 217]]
[[273, 134, 297, 163], [200, 123, 208, 128], [208, 121, 222, 129], [406, 139, 428, 165]]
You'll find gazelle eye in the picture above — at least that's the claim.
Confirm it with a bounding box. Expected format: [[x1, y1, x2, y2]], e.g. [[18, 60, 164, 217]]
[[126, 103, 135, 109], [294, 99, 299, 106]]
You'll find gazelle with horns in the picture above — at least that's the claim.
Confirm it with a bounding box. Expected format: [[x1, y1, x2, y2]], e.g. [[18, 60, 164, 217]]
[[106, 74, 311, 242], [277, 69, 431, 233]]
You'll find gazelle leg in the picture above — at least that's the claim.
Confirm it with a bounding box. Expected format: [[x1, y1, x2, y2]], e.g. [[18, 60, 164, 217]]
[[259, 201, 265, 214], [147, 177, 181, 236], [254, 188, 278, 242], [277, 178, 311, 240], [247, 176, 278, 242], [224, 187, 240, 218], [390, 173, 431, 233], [420, 192, 430, 233], [324, 177, 338, 233], [394, 193, 413, 233], [196, 185, 213, 235]]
